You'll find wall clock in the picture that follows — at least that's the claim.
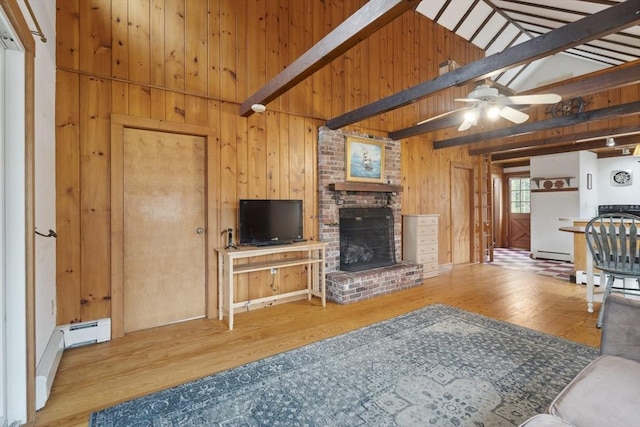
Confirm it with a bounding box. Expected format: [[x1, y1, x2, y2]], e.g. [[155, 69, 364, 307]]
[[610, 170, 632, 186]]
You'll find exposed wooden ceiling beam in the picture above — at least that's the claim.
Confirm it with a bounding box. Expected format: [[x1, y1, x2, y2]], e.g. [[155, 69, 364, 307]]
[[433, 101, 640, 149], [529, 59, 640, 99], [325, 0, 639, 129], [517, 20, 639, 51], [389, 114, 463, 140], [499, 5, 640, 40], [454, 0, 480, 33], [469, 9, 497, 44], [500, 3, 590, 19], [239, 0, 420, 117], [389, 60, 640, 140], [490, 134, 639, 161], [469, 124, 640, 155], [498, 159, 530, 167]]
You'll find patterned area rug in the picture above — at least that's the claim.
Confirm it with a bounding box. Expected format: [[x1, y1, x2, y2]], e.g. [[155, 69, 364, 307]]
[[90, 305, 597, 426], [490, 248, 574, 281]]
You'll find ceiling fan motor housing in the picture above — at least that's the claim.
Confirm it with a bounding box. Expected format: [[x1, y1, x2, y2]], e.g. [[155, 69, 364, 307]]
[[468, 85, 500, 100]]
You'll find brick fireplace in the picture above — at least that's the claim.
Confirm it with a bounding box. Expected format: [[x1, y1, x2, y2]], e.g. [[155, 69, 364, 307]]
[[318, 127, 423, 304], [339, 207, 396, 271]]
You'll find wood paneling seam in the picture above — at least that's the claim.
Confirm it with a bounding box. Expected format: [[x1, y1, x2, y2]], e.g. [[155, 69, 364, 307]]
[[57, 66, 339, 124]]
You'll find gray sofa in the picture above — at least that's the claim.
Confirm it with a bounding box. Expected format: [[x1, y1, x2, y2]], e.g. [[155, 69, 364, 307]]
[[520, 294, 640, 427]]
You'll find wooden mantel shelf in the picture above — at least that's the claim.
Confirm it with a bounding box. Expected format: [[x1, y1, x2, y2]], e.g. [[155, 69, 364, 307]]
[[531, 176, 575, 188], [328, 182, 403, 193], [531, 187, 579, 193]]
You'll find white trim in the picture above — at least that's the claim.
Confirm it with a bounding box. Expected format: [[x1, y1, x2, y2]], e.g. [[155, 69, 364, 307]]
[[2, 41, 27, 426], [0, 41, 6, 427], [35, 330, 64, 410]]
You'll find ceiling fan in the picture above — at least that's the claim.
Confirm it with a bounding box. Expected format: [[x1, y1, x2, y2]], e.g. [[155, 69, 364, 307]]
[[418, 84, 561, 131]]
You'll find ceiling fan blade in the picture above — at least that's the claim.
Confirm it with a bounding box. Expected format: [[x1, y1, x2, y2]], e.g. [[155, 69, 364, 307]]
[[499, 106, 529, 124], [504, 93, 561, 105], [416, 107, 471, 125], [458, 120, 473, 131], [454, 98, 479, 103]]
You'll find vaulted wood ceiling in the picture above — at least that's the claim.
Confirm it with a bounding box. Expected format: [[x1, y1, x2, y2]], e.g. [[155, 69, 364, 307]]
[[417, 0, 640, 90], [415, 0, 640, 167], [242, 0, 640, 168]]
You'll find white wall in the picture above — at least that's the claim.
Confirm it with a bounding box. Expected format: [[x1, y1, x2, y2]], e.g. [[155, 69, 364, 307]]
[[596, 156, 640, 205], [4, 46, 27, 425], [530, 151, 581, 183], [530, 152, 587, 261], [0, 43, 6, 427], [507, 152, 639, 210], [20, 0, 57, 366]]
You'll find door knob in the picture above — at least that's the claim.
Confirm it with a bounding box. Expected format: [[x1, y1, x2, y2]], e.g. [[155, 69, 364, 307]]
[[196, 227, 205, 234]]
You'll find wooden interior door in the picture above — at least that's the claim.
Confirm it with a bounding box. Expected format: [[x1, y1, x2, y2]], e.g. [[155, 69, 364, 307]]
[[509, 215, 531, 249], [507, 176, 531, 250], [123, 128, 206, 332], [451, 164, 473, 264], [492, 175, 503, 248]]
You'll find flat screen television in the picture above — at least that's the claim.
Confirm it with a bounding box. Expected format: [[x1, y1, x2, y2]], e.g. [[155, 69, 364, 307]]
[[238, 199, 304, 246]]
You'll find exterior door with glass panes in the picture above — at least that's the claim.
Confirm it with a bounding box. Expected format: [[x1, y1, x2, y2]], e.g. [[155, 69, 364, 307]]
[[507, 176, 531, 250]]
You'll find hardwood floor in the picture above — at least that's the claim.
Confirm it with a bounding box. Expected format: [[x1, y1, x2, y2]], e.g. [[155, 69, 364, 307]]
[[33, 263, 602, 426]]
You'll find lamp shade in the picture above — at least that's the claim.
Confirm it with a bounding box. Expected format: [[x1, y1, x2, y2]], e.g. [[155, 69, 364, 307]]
[[633, 144, 640, 156]]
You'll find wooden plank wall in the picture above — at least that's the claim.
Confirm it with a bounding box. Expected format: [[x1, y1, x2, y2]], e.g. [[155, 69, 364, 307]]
[[54, 0, 497, 324], [56, 0, 640, 325]]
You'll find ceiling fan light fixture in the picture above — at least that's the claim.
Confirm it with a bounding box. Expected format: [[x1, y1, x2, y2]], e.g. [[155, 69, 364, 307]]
[[633, 144, 640, 157], [486, 105, 501, 120], [450, 84, 560, 131], [464, 109, 479, 124], [605, 137, 616, 147]]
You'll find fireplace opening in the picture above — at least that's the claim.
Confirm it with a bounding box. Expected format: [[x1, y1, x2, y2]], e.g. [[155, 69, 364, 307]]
[[339, 207, 396, 272]]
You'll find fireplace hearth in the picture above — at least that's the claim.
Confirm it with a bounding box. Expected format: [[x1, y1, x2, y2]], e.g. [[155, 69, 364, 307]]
[[318, 128, 424, 304], [340, 207, 396, 272]]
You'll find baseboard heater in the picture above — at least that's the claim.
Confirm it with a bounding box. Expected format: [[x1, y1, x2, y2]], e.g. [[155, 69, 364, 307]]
[[35, 318, 111, 410], [59, 318, 111, 348], [576, 271, 640, 289], [532, 250, 572, 262]]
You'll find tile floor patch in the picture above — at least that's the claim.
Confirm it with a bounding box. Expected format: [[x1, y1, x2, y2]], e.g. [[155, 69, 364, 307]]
[[489, 248, 574, 281]]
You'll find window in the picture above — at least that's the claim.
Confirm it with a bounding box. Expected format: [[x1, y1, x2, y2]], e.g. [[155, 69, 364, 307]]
[[509, 177, 530, 213]]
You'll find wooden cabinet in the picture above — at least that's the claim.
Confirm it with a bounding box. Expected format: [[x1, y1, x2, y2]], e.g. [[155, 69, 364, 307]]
[[402, 214, 439, 279]]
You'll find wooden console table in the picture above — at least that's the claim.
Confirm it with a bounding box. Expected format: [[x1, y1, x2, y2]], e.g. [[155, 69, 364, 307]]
[[216, 241, 327, 330]]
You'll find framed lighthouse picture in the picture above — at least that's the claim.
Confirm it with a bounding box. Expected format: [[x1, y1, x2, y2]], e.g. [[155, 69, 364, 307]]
[[345, 136, 385, 183]]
